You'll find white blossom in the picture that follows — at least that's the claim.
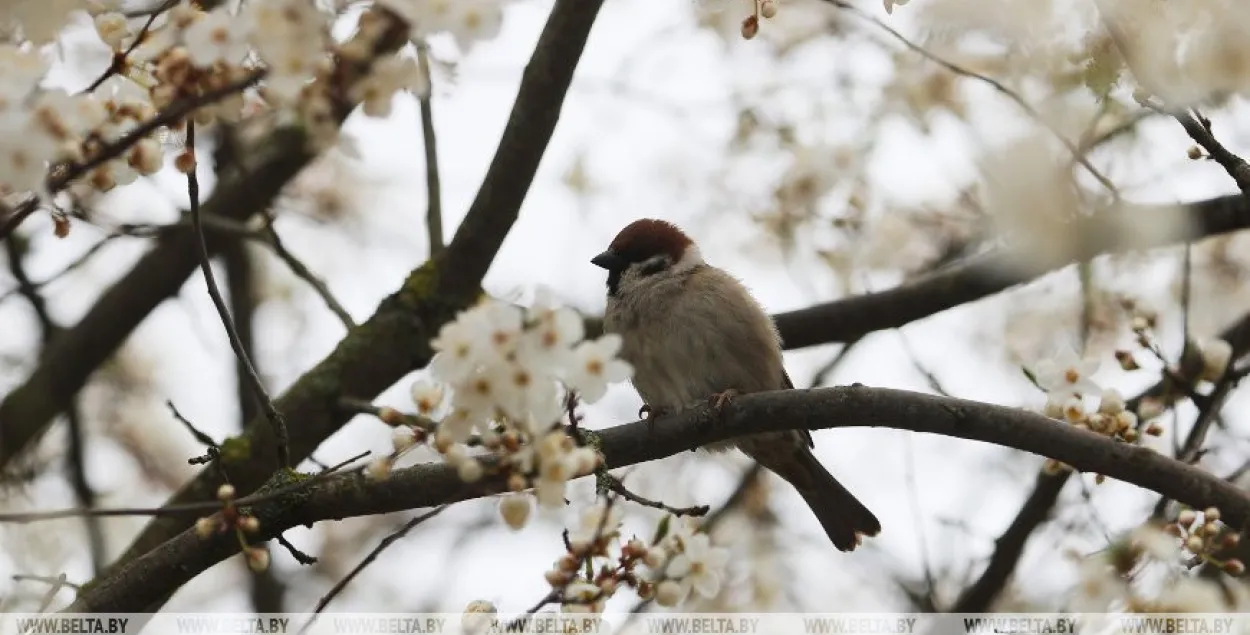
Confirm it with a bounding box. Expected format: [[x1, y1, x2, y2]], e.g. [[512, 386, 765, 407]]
[[352, 54, 426, 118], [392, 426, 419, 452], [567, 501, 622, 552], [565, 335, 633, 403], [561, 580, 604, 613], [185, 8, 252, 67], [1199, 338, 1233, 382], [1033, 344, 1100, 400], [410, 379, 445, 415], [664, 533, 730, 600], [0, 109, 57, 195], [382, 0, 508, 52]]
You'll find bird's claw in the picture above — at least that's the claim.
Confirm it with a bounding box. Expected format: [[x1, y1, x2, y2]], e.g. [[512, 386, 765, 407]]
[[640, 404, 670, 436], [708, 389, 740, 412]]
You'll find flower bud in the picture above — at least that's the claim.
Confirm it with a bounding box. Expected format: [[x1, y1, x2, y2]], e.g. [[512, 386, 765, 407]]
[[364, 457, 392, 480], [174, 149, 196, 174], [216, 484, 236, 501], [245, 546, 270, 572], [655, 580, 685, 607], [1187, 146, 1204, 160], [760, 0, 777, 18], [195, 516, 217, 539], [1178, 509, 1197, 527], [545, 568, 571, 587], [240, 516, 260, 533], [499, 494, 532, 530], [1098, 389, 1126, 415], [599, 577, 619, 595], [644, 547, 667, 569], [392, 426, 418, 452], [1205, 507, 1222, 523], [741, 15, 759, 39], [458, 458, 484, 483], [1187, 535, 1205, 552], [1224, 559, 1245, 576], [1115, 350, 1140, 371]]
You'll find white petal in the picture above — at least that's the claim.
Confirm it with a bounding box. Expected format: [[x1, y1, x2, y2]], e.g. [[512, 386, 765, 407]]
[[665, 554, 692, 579], [692, 571, 721, 598]]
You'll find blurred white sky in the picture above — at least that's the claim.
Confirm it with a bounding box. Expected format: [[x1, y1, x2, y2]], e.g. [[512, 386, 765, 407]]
[[4, 0, 1250, 616]]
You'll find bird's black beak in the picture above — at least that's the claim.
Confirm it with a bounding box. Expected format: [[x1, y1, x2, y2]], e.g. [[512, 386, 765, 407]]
[[591, 250, 626, 271]]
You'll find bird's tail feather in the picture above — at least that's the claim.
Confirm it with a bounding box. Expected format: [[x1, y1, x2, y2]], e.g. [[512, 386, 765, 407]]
[[755, 445, 880, 552]]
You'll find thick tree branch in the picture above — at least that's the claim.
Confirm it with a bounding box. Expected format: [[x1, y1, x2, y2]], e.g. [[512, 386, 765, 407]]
[[104, 0, 605, 588], [66, 385, 1250, 613], [770, 195, 1250, 349]]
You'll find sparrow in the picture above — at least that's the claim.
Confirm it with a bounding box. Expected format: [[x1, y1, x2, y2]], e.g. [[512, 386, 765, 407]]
[[591, 218, 880, 551]]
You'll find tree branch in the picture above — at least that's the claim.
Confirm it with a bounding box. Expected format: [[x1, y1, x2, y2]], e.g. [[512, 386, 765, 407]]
[[770, 195, 1250, 349], [101, 0, 606, 592], [0, 10, 415, 468], [948, 308, 1250, 612], [65, 385, 1250, 613], [415, 42, 443, 257]]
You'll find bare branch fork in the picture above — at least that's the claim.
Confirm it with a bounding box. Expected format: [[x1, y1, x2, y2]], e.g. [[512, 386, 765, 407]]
[[63, 385, 1250, 612]]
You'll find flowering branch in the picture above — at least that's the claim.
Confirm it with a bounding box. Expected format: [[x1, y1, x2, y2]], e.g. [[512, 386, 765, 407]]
[[63, 383, 1250, 613], [92, 0, 608, 593], [819, 0, 1117, 195]]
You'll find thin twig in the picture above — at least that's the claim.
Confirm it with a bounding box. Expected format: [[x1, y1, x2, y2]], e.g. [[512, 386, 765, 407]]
[[166, 400, 218, 448], [415, 42, 443, 256], [508, 493, 620, 627], [0, 451, 369, 524], [807, 337, 863, 387], [600, 473, 709, 517], [83, 0, 178, 93], [186, 121, 290, 468], [260, 211, 355, 329], [35, 573, 72, 613], [1171, 109, 1250, 195], [275, 533, 318, 566], [822, 0, 1118, 196], [12, 574, 82, 591], [299, 505, 448, 633]]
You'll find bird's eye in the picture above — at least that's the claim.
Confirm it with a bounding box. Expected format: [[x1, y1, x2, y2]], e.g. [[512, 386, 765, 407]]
[[637, 257, 669, 277]]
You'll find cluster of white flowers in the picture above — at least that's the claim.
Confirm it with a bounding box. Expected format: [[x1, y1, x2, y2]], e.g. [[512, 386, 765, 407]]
[[1072, 515, 1245, 613], [0, 0, 515, 213], [366, 297, 632, 521], [1030, 344, 1147, 476], [538, 502, 732, 613], [647, 519, 733, 608], [378, 0, 508, 53]]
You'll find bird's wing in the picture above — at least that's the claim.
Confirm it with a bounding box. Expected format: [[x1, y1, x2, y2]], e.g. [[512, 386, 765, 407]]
[[781, 369, 816, 449]]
